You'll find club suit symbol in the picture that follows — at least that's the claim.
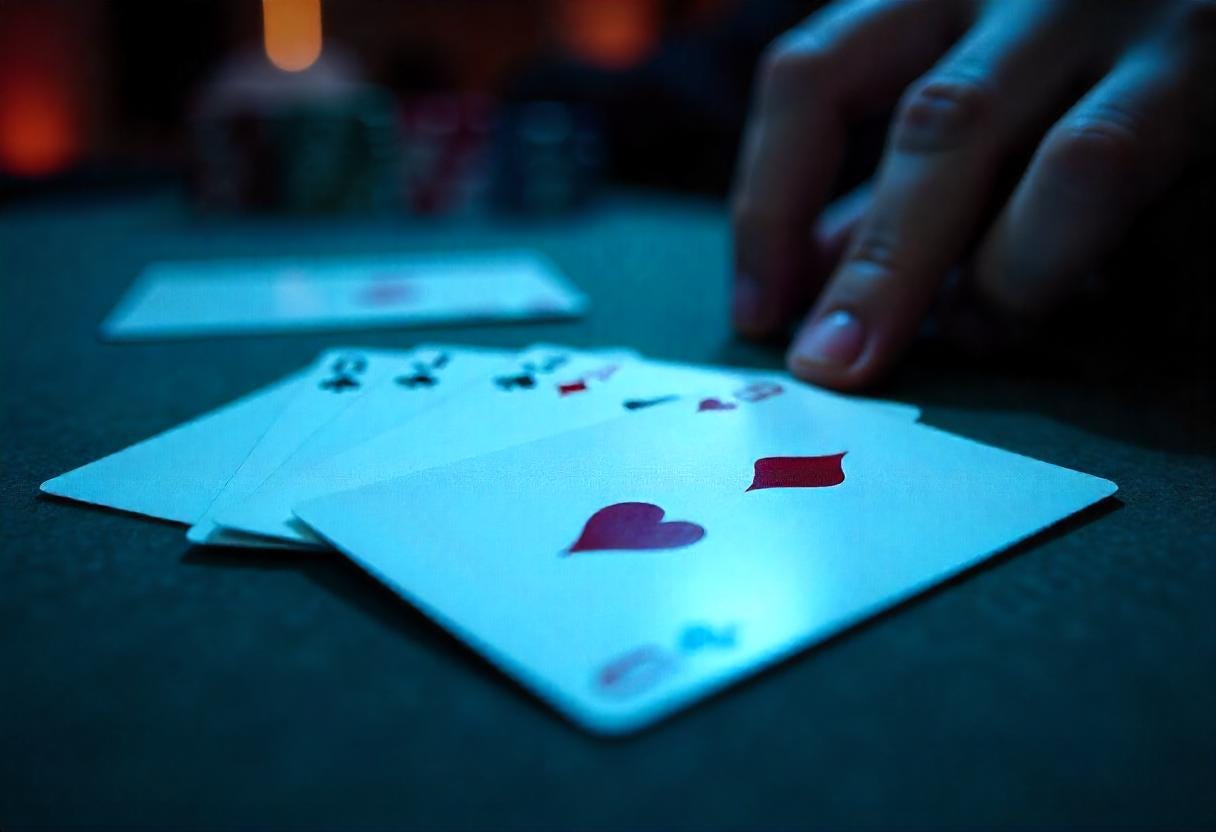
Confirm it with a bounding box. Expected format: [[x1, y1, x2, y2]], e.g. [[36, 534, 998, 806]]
[[319, 354, 368, 392], [747, 453, 847, 491], [495, 355, 569, 391], [565, 502, 706, 555]]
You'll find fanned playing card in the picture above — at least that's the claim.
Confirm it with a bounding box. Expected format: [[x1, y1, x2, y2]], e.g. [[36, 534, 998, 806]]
[[39, 372, 304, 532], [212, 345, 638, 545], [215, 351, 920, 546], [187, 346, 444, 548], [294, 383, 1116, 734], [207, 344, 514, 545]]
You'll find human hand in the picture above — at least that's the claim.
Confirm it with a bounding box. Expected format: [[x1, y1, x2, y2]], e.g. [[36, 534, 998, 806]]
[[731, 0, 1215, 389]]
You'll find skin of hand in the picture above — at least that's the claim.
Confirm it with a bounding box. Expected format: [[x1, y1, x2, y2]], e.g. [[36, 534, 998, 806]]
[[730, 0, 1216, 389]]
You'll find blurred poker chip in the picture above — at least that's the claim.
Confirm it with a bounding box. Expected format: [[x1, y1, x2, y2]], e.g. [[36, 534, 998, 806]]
[[191, 49, 603, 218], [190, 48, 402, 215], [489, 100, 603, 215], [399, 96, 604, 217], [399, 92, 495, 216]]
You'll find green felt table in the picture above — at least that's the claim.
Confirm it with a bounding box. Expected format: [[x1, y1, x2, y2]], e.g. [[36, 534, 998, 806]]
[[2, 189, 1214, 830]]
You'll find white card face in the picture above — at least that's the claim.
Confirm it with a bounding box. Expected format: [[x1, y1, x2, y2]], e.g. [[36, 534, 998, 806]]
[[39, 373, 303, 527], [211, 345, 514, 542], [630, 358, 921, 422], [218, 352, 921, 546], [642, 357, 914, 423], [216, 345, 641, 544], [186, 347, 425, 548], [101, 250, 588, 340], [295, 389, 1116, 735]]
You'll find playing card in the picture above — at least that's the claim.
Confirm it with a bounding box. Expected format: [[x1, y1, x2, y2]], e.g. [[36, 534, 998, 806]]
[[101, 250, 587, 340], [39, 372, 303, 528], [294, 385, 1116, 735], [209, 344, 513, 544], [211, 345, 640, 545], [216, 352, 921, 546], [186, 346, 431, 548]]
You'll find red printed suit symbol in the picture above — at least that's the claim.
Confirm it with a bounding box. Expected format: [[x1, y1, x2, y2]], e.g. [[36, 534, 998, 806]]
[[356, 277, 417, 307], [565, 502, 705, 555], [557, 363, 619, 396], [595, 645, 675, 698], [594, 623, 739, 700], [747, 453, 847, 491], [734, 381, 783, 403], [697, 397, 737, 412]]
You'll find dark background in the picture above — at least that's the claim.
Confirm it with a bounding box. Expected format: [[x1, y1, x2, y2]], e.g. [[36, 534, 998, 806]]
[[2, 1, 1215, 829], [0, 0, 805, 196]]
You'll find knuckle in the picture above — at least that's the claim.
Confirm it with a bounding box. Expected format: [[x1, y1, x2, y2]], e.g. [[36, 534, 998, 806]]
[[844, 231, 905, 284], [1039, 115, 1143, 201], [891, 74, 993, 153]]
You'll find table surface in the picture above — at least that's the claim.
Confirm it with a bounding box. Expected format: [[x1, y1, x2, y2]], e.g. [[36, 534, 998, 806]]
[[2, 189, 1214, 830]]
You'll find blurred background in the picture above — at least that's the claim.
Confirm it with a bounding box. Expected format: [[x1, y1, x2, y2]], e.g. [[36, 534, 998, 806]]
[[0, 0, 819, 211], [3, 0, 1210, 353]]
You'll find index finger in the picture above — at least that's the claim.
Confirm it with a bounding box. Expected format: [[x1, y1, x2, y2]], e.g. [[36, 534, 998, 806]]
[[731, 0, 963, 338]]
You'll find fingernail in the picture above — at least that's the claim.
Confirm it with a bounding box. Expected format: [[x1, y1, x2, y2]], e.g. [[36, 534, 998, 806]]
[[791, 310, 865, 370], [732, 275, 763, 329]]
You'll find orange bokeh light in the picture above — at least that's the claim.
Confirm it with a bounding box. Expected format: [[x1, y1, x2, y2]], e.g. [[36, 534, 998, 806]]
[[559, 0, 659, 69], [0, 4, 81, 177], [0, 78, 78, 176], [263, 0, 324, 72]]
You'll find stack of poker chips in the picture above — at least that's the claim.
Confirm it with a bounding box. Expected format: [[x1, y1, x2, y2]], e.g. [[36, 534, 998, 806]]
[[399, 93, 495, 216], [489, 100, 603, 215], [400, 95, 604, 217], [190, 49, 402, 215], [191, 51, 602, 217]]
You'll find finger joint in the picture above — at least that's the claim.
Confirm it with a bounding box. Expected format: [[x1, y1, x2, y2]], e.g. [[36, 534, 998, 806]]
[[1040, 114, 1143, 203], [891, 74, 993, 154], [845, 231, 905, 285]]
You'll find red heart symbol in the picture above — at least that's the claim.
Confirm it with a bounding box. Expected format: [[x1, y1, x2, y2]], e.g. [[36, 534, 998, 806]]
[[566, 502, 706, 555], [697, 397, 737, 412]]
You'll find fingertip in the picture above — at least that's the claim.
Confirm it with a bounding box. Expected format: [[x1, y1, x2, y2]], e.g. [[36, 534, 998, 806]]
[[785, 309, 873, 389], [791, 309, 865, 366]]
